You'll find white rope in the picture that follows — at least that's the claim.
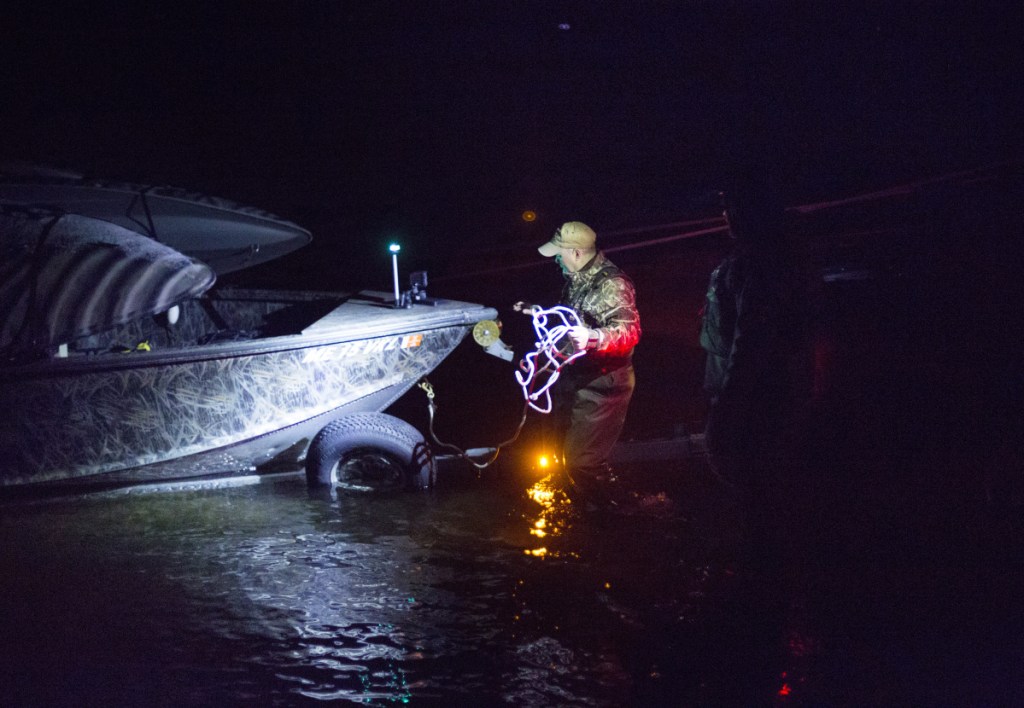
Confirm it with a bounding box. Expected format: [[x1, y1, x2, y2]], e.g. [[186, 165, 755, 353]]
[[515, 305, 586, 413]]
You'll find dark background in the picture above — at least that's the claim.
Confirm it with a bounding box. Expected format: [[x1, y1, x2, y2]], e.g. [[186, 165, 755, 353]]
[[2, 1, 1020, 285]]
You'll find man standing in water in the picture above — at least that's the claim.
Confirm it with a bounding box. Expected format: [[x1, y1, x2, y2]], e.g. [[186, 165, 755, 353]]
[[700, 188, 808, 479], [516, 221, 641, 507], [700, 184, 814, 561]]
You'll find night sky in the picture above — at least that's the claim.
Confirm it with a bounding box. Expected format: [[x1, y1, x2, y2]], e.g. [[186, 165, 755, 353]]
[[2, 1, 1021, 286]]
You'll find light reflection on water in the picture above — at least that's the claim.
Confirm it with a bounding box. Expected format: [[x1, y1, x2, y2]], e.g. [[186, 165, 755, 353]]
[[3, 462, 1017, 705], [523, 473, 571, 560], [0, 473, 655, 706]]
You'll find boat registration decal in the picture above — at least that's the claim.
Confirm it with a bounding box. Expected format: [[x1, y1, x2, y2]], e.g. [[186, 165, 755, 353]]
[[302, 334, 425, 363]]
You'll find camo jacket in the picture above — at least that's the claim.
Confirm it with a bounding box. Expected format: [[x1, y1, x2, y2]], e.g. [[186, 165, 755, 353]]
[[562, 251, 641, 362]]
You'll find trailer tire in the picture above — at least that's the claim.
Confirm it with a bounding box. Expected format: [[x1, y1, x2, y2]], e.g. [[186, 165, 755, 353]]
[[305, 413, 432, 492]]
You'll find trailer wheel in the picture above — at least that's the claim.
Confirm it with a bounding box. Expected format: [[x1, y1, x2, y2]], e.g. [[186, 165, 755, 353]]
[[305, 413, 432, 492]]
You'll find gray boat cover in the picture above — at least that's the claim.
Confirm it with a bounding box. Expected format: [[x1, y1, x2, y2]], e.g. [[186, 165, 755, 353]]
[[0, 166, 312, 275], [0, 205, 215, 355]]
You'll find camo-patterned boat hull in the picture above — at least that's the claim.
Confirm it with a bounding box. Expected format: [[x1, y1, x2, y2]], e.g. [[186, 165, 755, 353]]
[[0, 289, 496, 487]]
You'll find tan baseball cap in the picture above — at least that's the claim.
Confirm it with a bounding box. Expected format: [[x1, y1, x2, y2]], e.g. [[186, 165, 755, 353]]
[[538, 221, 596, 257]]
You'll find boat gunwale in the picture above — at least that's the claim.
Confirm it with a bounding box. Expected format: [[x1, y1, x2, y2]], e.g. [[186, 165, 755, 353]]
[[2, 291, 498, 378]]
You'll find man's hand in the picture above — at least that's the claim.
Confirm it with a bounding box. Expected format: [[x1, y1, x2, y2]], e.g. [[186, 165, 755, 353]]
[[512, 301, 535, 316], [568, 325, 597, 351]]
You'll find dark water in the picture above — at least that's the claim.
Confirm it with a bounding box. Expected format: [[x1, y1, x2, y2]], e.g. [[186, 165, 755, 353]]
[[3, 444, 1022, 706]]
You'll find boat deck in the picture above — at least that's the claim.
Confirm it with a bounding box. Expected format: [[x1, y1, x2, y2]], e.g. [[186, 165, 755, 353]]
[[300, 291, 497, 340]]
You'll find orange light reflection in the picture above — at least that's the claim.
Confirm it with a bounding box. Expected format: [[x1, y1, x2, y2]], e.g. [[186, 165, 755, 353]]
[[523, 473, 574, 559]]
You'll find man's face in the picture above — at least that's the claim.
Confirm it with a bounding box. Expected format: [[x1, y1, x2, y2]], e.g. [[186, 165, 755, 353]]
[[555, 248, 585, 274]]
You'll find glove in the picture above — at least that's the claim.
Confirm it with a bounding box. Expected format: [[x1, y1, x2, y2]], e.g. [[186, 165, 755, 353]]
[[568, 325, 597, 351]]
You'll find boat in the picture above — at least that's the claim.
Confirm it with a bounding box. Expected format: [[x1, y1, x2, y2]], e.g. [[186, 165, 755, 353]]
[[0, 175, 498, 492]]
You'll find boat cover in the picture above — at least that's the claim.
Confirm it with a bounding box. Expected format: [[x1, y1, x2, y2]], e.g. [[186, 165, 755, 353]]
[[0, 165, 312, 275], [0, 205, 215, 355]]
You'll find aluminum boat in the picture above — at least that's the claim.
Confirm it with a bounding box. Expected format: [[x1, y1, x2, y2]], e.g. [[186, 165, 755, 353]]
[[0, 174, 496, 490]]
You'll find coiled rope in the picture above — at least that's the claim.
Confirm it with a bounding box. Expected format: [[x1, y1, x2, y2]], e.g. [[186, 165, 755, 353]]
[[515, 305, 585, 414]]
